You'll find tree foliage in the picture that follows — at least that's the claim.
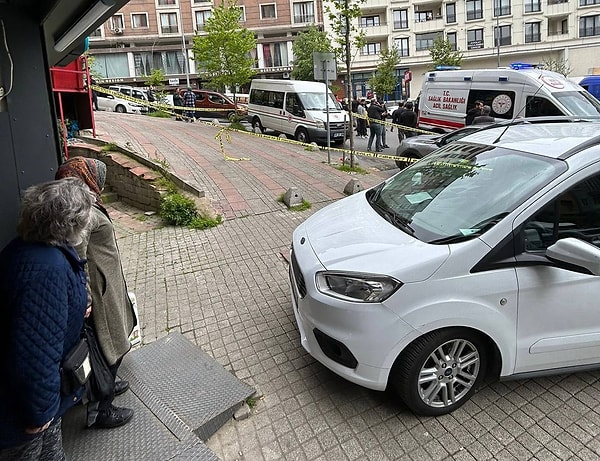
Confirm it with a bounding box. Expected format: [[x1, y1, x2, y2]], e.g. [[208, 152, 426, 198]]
[[429, 34, 463, 68], [368, 47, 401, 99], [291, 26, 333, 81], [540, 56, 572, 77], [192, 0, 257, 94]]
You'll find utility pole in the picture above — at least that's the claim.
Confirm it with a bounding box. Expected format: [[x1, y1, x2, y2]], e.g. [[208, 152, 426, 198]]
[[344, 0, 354, 168], [179, 3, 191, 87], [495, 0, 500, 67]]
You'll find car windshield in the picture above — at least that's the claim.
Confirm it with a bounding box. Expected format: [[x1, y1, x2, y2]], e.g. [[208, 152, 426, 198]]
[[299, 92, 341, 111], [368, 143, 566, 244], [554, 90, 600, 116]]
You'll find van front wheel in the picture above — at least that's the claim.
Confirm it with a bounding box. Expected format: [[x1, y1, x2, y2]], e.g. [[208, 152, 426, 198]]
[[252, 117, 265, 134], [296, 128, 309, 143]]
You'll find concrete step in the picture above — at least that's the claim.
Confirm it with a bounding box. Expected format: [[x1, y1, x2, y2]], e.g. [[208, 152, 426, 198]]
[[62, 332, 254, 460]]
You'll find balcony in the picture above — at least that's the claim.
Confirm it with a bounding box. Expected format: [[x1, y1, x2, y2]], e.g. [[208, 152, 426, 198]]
[[360, 0, 389, 12], [546, 1, 571, 16], [412, 17, 444, 33], [362, 24, 390, 38]]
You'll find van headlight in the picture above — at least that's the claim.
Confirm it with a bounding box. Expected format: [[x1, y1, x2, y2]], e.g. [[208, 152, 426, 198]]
[[315, 271, 402, 302], [314, 120, 325, 129]]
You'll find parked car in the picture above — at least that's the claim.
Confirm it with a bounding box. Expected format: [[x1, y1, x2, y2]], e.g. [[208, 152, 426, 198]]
[[394, 125, 487, 169], [289, 117, 600, 416], [192, 89, 246, 119], [96, 93, 147, 114]]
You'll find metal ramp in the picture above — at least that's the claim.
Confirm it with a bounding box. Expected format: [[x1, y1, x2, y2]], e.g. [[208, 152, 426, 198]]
[[62, 332, 254, 460]]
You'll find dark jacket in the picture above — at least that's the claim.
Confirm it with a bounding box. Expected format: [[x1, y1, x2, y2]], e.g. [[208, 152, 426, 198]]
[[0, 239, 87, 449], [466, 107, 482, 125], [367, 103, 385, 121]]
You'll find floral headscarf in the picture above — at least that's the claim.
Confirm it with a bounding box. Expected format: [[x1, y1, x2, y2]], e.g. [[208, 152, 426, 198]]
[[55, 156, 106, 203]]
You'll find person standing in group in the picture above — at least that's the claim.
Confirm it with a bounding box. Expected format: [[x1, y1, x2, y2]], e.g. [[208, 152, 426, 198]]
[[378, 98, 390, 149], [56, 157, 136, 430], [90, 77, 99, 111], [173, 88, 184, 121], [0, 178, 94, 461], [356, 98, 368, 138], [366, 99, 386, 152], [466, 100, 483, 125], [472, 105, 495, 125], [399, 101, 418, 139], [391, 103, 406, 143], [183, 86, 197, 122]]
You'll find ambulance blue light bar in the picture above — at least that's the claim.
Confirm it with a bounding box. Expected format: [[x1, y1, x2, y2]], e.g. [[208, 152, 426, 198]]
[[435, 65, 461, 71], [510, 62, 535, 70]]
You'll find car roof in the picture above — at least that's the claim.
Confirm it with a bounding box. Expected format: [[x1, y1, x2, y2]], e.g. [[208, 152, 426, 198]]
[[453, 119, 600, 159]]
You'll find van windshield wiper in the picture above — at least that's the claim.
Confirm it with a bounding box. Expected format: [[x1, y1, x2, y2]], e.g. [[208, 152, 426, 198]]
[[371, 201, 415, 236]]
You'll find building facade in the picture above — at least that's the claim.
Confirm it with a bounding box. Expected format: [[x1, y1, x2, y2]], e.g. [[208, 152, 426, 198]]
[[331, 0, 600, 100], [87, 0, 324, 89]]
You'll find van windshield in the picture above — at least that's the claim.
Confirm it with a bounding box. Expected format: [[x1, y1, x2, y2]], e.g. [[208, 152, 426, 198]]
[[298, 92, 341, 111], [367, 144, 565, 244], [553, 90, 600, 116]]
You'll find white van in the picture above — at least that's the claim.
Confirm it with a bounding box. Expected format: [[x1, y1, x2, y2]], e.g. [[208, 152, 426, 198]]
[[248, 79, 350, 144], [418, 64, 600, 132]]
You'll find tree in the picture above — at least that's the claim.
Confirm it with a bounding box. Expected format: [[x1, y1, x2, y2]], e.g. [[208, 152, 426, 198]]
[[368, 47, 401, 100], [291, 26, 333, 81], [540, 56, 572, 77], [324, 0, 366, 167], [429, 34, 463, 69], [192, 0, 256, 101], [145, 68, 168, 105]]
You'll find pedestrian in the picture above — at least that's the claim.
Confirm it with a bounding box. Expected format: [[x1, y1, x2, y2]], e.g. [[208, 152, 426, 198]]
[[366, 99, 386, 152], [466, 100, 484, 125], [391, 103, 406, 142], [472, 105, 495, 125], [183, 86, 197, 122], [91, 77, 99, 111], [56, 157, 136, 430], [379, 98, 390, 148], [357, 98, 367, 138], [0, 178, 94, 461], [173, 88, 184, 121], [399, 101, 418, 139]]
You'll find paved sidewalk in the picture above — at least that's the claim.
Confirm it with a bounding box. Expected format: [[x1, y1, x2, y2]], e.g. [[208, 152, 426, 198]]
[[95, 112, 600, 461]]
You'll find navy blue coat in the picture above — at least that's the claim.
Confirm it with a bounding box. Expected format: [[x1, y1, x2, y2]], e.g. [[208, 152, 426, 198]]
[[0, 239, 88, 449]]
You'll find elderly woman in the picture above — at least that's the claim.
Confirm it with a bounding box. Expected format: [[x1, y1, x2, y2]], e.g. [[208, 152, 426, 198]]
[[56, 157, 135, 429], [0, 178, 94, 460]]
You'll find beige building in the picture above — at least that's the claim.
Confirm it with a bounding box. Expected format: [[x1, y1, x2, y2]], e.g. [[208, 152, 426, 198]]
[[87, 0, 323, 89], [325, 0, 600, 100]]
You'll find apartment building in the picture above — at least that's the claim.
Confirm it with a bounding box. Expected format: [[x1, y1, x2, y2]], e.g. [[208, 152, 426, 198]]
[[87, 0, 323, 89], [327, 0, 600, 100]]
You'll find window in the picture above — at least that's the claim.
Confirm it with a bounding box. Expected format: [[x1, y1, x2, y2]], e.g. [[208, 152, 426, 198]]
[[493, 0, 511, 17], [361, 16, 380, 27], [89, 27, 103, 38], [581, 0, 600, 5], [524, 0, 541, 13], [237, 6, 246, 21], [562, 18, 569, 34], [393, 9, 408, 29], [134, 50, 186, 76], [110, 14, 124, 30], [524, 96, 562, 117], [159, 12, 179, 34], [157, 0, 177, 5], [361, 42, 381, 55], [494, 24, 512, 46], [293, 2, 314, 23], [466, 0, 483, 20], [467, 28, 484, 49], [446, 3, 456, 23], [193, 0, 211, 3], [447, 32, 457, 51], [93, 53, 130, 78], [260, 4, 277, 19], [415, 32, 438, 51], [580, 15, 600, 37], [195, 10, 211, 31], [394, 37, 409, 57], [415, 11, 434, 22], [285, 93, 304, 116], [525, 22, 541, 42], [131, 13, 149, 28], [249, 89, 284, 109], [262, 43, 289, 67], [523, 175, 600, 252]]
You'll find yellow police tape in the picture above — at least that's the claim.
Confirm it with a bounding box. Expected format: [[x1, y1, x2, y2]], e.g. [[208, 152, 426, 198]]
[[91, 85, 420, 166]]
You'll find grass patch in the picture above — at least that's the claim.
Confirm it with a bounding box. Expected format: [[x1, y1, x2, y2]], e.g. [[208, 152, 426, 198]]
[[154, 177, 177, 194], [246, 396, 258, 409], [147, 110, 172, 118], [336, 164, 368, 174], [135, 215, 148, 222], [189, 214, 222, 230], [277, 193, 311, 211], [229, 120, 247, 131], [101, 142, 118, 152], [159, 191, 222, 230]]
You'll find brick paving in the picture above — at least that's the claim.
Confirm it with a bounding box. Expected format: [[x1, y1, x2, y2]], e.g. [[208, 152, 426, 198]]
[[94, 112, 600, 461]]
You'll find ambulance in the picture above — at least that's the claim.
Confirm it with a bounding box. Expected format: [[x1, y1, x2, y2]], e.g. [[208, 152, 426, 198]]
[[418, 63, 600, 133]]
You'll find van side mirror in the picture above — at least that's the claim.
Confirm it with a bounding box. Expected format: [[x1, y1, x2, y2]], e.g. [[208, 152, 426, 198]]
[[546, 237, 600, 275]]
